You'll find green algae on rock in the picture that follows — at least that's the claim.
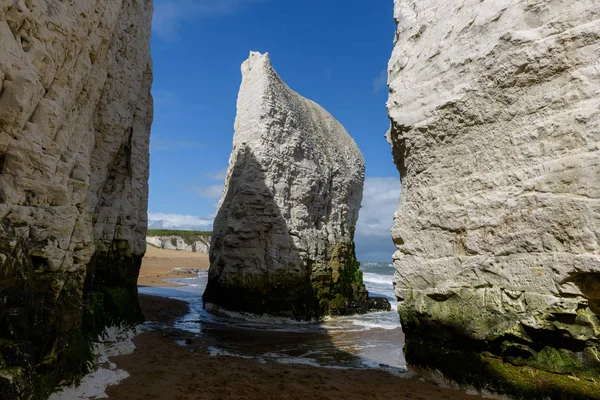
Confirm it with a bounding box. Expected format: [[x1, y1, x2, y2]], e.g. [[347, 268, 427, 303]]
[[400, 303, 600, 399]]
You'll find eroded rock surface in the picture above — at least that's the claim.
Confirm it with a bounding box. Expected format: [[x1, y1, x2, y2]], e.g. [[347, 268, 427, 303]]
[[387, 0, 600, 397], [203, 52, 377, 320], [0, 1, 153, 398]]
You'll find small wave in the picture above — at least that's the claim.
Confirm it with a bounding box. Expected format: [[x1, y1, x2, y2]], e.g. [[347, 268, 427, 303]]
[[208, 346, 253, 359], [359, 359, 409, 375], [360, 261, 379, 267], [361, 261, 393, 268], [352, 319, 399, 330], [267, 353, 408, 373], [362, 273, 392, 285], [262, 353, 361, 370], [266, 354, 322, 368]]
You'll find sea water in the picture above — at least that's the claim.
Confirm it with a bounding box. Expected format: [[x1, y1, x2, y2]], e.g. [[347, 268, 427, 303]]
[[139, 261, 406, 373]]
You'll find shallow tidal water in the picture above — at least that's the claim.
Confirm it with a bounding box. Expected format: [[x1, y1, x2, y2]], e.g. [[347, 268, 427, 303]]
[[139, 262, 407, 373]]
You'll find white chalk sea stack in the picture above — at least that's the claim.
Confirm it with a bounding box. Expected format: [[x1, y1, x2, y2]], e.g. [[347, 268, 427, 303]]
[[203, 52, 379, 319], [0, 1, 153, 397], [387, 0, 600, 396]]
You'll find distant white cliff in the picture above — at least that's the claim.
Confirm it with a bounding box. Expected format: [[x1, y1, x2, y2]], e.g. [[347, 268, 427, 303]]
[[146, 233, 211, 253]]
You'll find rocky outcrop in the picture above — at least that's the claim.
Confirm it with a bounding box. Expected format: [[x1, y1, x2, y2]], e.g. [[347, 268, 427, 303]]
[[387, 0, 600, 397], [0, 1, 153, 398], [203, 52, 381, 320], [146, 234, 211, 253]]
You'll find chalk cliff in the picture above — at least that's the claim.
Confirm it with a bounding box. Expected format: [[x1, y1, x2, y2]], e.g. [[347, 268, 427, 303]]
[[388, 0, 600, 397], [203, 52, 376, 320], [146, 234, 211, 253], [0, 1, 153, 398]]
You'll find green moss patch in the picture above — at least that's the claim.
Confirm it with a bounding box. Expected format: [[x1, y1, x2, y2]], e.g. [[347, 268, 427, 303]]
[[401, 313, 600, 399], [32, 328, 94, 400], [0, 367, 29, 400], [203, 272, 320, 320], [204, 241, 371, 320], [0, 233, 145, 399], [311, 242, 368, 316]]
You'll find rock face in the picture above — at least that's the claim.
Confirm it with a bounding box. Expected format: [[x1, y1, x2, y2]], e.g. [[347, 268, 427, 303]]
[[0, 1, 153, 398], [203, 52, 372, 320], [146, 234, 211, 253], [388, 0, 600, 397]]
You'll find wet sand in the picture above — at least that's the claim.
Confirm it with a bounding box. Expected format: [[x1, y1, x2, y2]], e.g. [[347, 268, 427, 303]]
[[106, 247, 485, 399], [138, 246, 209, 287], [108, 294, 485, 400]]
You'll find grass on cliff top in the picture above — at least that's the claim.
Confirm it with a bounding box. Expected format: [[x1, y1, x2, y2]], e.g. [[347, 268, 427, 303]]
[[147, 229, 212, 237]]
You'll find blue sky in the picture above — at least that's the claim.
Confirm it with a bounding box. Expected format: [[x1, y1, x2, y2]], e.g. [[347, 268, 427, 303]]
[[148, 0, 400, 261]]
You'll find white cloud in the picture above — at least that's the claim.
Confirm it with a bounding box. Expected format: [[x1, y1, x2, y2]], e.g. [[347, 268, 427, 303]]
[[372, 68, 388, 94], [355, 234, 396, 263], [356, 176, 400, 238], [153, 0, 266, 39], [148, 213, 213, 231], [153, 90, 180, 110], [354, 176, 401, 261], [204, 168, 228, 182], [189, 184, 224, 206]]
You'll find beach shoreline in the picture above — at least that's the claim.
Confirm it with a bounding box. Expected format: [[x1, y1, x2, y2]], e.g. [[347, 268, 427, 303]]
[[97, 247, 486, 399], [137, 245, 210, 287], [106, 294, 485, 400]]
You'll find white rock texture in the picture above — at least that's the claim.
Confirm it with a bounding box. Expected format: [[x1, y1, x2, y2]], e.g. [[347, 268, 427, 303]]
[[0, 0, 153, 397], [387, 0, 600, 387], [204, 52, 368, 319], [146, 235, 211, 253]]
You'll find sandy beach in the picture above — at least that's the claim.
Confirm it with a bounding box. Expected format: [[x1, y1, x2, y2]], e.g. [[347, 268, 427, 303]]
[[137, 245, 209, 287], [105, 247, 484, 400]]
